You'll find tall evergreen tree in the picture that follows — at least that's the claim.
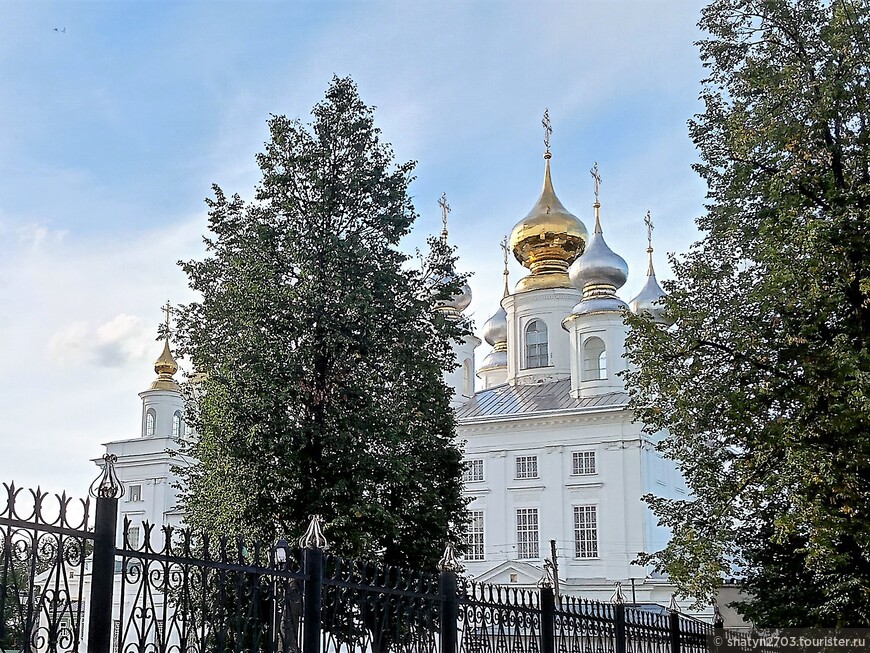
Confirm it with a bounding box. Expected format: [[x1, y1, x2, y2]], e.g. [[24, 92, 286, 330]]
[[173, 77, 468, 570], [624, 0, 870, 624]]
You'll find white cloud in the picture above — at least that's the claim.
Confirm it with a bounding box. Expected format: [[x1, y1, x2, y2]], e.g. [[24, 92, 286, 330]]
[[48, 314, 152, 368]]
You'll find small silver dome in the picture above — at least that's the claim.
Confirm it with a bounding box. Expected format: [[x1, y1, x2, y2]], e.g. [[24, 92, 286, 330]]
[[568, 215, 628, 294], [433, 271, 472, 315], [478, 348, 507, 373], [481, 305, 507, 347], [630, 267, 671, 325]]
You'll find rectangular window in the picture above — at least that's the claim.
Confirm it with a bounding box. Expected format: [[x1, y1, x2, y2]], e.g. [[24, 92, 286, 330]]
[[574, 505, 599, 558], [113, 620, 120, 653], [463, 459, 484, 483], [128, 484, 142, 502], [515, 455, 538, 479], [572, 451, 597, 476], [465, 511, 485, 561], [126, 526, 141, 550], [516, 508, 539, 559]]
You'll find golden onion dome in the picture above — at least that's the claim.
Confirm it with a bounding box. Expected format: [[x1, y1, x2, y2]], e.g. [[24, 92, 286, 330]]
[[510, 154, 588, 292], [149, 339, 181, 391]]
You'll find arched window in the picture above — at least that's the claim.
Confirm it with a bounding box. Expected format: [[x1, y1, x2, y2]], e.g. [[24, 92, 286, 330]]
[[462, 359, 473, 396], [172, 411, 183, 438], [583, 337, 607, 380], [145, 409, 156, 437], [525, 320, 549, 369]]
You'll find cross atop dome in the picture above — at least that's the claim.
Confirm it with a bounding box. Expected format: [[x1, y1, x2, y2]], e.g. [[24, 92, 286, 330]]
[[438, 192, 451, 243], [542, 108, 552, 159]]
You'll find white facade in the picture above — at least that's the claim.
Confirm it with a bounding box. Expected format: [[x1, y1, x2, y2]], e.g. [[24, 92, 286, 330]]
[[97, 141, 689, 613], [452, 149, 692, 611]]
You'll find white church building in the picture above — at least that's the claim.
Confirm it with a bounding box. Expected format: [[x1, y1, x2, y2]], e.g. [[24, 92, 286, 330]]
[[97, 132, 692, 612]]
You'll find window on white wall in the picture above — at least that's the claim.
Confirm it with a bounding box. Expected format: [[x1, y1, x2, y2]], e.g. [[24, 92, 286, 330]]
[[145, 409, 156, 437], [574, 505, 599, 558], [515, 455, 538, 479], [583, 337, 607, 380], [126, 526, 141, 550], [516, 508, 539, 559], [524, 320, 549, 368], [572, 451, 597, 475], [128, 484, 142, 502], [172, 411, 183, 438], [463, 459, 484, 483], [465, 510, 485, 561]]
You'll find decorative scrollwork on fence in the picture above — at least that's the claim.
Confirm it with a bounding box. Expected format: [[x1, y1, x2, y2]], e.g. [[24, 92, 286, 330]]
[[320, 555, 440, 653], [554, 594, 617, 653], [0, 483, 92, 653], [117, 519, 305, 653], [457, 580, 542, 653]]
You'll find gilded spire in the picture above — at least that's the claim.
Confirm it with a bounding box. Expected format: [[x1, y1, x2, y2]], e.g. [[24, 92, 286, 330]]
[[150, 300, 180, 391], [500, 235, 510, 298], [509, 110, 588, 292], [438, 192, 450, 243], [644, 210, 655, 276]]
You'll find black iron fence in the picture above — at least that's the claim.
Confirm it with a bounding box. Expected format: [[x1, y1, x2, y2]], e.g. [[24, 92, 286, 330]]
[[1, 463, 721, 653]]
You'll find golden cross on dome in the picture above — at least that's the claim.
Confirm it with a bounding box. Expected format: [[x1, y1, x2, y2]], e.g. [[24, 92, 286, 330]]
[[542, 108, 553, 156], [438, 192, 451, 242], [644, 210, 654, 251], [162, 300, 172, 337], [590, 162, 602, 205]]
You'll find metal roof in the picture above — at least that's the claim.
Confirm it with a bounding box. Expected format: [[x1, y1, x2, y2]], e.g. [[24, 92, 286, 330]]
[[456, 379, 628, 420]]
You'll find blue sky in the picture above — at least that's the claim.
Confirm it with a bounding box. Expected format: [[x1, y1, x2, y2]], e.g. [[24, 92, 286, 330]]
[[1, 0, 707, 494]]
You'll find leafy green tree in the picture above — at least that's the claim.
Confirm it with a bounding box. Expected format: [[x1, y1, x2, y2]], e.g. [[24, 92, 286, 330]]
[[173, 76, 468, 572], [624, 0, 870, 625]]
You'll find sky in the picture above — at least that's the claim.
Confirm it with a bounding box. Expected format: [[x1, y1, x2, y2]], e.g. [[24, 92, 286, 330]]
[[0, 0, 709, 496]]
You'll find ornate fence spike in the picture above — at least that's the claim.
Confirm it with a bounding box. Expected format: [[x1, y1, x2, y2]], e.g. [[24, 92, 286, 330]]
[[669, 593, 680, 613], [299, 513, 328, 549], [88, 453, 124, 499], [537, 557, 555, 588], [610, 580, 626, 604], [437, 542, 463, 572]]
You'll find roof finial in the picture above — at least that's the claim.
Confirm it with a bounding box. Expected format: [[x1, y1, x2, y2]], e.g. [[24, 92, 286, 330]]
[[152, 301, 180, 390], [590, 162, 602, 230], [542, 108, 552, 160], [644, 210, 655, 276], [500, 235, 510, 298], [438, 192, 451, 243], [162, 300, 172, 339]]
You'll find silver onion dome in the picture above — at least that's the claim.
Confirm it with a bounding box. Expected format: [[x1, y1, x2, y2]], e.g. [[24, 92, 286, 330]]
[[478, 303, 508, 372], [433, 271, 472, 316], [568, 209, 629, 314], [630, 258, 671, 325], [481, 305, 507, 347]]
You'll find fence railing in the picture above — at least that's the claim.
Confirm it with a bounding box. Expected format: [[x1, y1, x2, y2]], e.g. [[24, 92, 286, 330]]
[[1, 461, 722, 653]]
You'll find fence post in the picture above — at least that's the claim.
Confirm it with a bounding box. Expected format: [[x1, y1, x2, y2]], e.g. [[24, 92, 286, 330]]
[[612, 582, 626, 653], [437, 544, 461, 653], [87, 455, 123, 653], [669, 596, 681, 653], [615, 603, 626, 653], [540, 586, 556, 653], [300, 516, 326, 653]]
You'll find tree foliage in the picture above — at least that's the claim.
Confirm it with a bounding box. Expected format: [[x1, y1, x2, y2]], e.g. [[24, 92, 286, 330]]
[[624, 0, 870, 625], [173, 76, 468, 571]]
